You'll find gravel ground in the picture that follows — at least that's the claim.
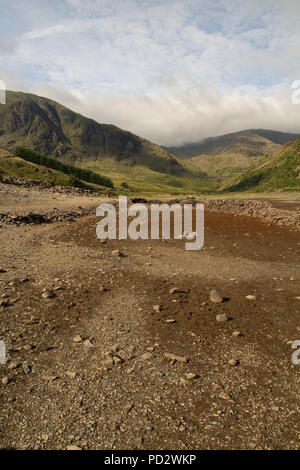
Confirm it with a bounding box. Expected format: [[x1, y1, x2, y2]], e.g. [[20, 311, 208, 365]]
[[0, 184, 299, 450]]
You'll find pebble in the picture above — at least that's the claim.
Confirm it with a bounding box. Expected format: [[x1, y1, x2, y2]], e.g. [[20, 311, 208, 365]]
[[41, 375, 58, 382], [246, 295, 256, 300], [41, 290, 55, 299], [169, 287, 181, 294], [153, 305, 161, 312], [232, 331, 242, 337], [66, 371, 77, 379], [141, 352, 152, 360], [219, 391, 231, 400], [210, 289, 223, 303], [216, 313, 228, 322], [111, 250, 124, 257], [228, 359, 239, 366], [66, 445, 82, 450], [164, 353, 188, 363], [2, 376, 9, 385], [73, 335, 82, 343], [185, 373, 197, 380]]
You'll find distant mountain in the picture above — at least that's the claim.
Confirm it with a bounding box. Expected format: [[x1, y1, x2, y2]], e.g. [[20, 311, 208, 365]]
[[226, 138, 300, 192], [166, 129, 300, 159], [0, 91, 184, 176]]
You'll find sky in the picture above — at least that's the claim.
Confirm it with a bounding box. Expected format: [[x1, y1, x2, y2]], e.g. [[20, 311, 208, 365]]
[[0, 0, 300, 146]]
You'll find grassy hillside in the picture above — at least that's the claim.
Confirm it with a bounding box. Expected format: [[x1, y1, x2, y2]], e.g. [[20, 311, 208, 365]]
[[0, 148, 112, 191], [0, 90, 184, 176], [166, 129, 299, 159], [226, 138, 300, 192]]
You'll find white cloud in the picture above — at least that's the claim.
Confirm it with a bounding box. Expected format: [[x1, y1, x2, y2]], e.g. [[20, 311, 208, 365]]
[[0, 0, 300, 145]]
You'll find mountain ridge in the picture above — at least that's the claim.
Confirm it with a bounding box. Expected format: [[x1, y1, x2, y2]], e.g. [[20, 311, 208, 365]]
[[166, 129, 300, 159], [0, 90, 184, 176]]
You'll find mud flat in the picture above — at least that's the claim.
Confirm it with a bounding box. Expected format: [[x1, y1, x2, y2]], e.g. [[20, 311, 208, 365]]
[[0, 184, 299, 449]]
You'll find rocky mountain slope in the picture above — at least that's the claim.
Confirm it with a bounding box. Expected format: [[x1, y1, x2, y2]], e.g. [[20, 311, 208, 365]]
[[167, 129, 300, 159], [226, 138, 300, 192], [0, 91, 183, 176]]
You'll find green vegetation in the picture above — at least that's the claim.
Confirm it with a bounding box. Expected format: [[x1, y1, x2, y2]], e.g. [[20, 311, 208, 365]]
[[15, 147, 113, 188], [227, 139, 300, 192], [0, 91, 185, 176], [166, 129, 299, 159]]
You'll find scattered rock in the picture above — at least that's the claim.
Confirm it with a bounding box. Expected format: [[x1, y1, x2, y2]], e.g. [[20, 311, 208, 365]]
[[164, 353, 188, 363], [72, 335, 82, 343], [36, 342, 50, 353], [246, 295, 256, 300], [165, 319, 176, 323], [141, 352, 152, 360], [216, 313, 228, 322], [212, 383, 222, 392], [83, 339, 94, 349], [210, 289, 223, 303], [228, 359, 239, 366], [169, 287, 181, 294], [2, 376, 9, 385], [22, 362, 31, 374], [153, 305, 161, 312], [185, 373, 197, 380], [66, 445, 82, 450], [111, 250, 124, 257], [41, 375, 58, 382], [219, 391, 231, 400], [66, 371, 77, 379], [232, 331, 242, 337], [41, 290, 55, 299], [113, 356, 122, 365]]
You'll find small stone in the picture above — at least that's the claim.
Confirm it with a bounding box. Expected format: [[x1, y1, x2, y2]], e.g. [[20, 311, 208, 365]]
[[22, 362, 31, 374], [153, 305, 161, 312], [210, 289, 223, 303], [113, 356, 122, 365], [185, 373, 197, 380], [219, 391, 231, 400], [232, 331, 242, 337], [72, 335, 82, 343], [212, 383, 222, 392], [2, 376, 9, 385], [246, 295, 256, 300], [36, 342, 49, 353], [169, 287, 181, 294], [141, 352, 152, 360], [66, 445, 82, 450], [41, 290, 55, 299], [164, 353, 188, 363], [41, 434, 49, 441], [228, 359, 239, 366], [83, 339, 93, 349], [66, 371, 76, 379], [111, 250, 124, 257], [41, 375, 58, 382], [216, 313, 228, 322], [165, 319, 176, 323]]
